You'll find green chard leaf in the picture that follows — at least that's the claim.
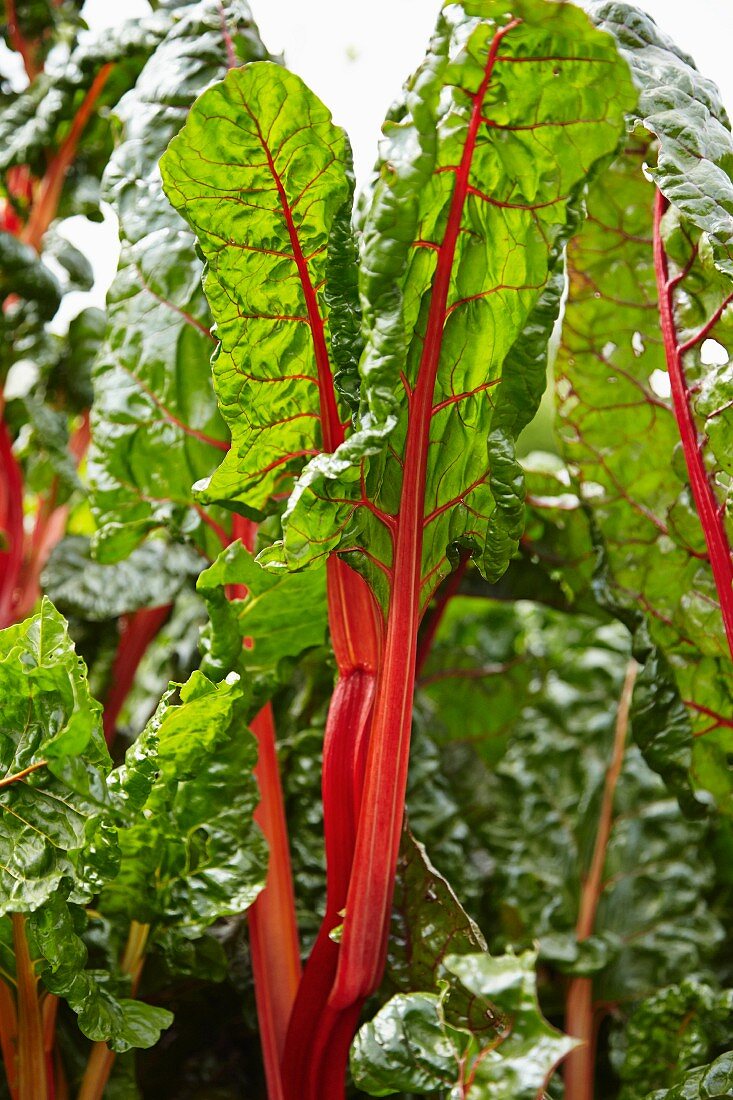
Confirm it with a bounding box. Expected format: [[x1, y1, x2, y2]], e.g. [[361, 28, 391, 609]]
[[590, 1, 733, 277], [489, 616, 721, 984], [351, 948, 576, 1098], [0, 12, 172, 183], [646, 1052, 733, 1100], [612, 981, 733, 1100], [27, 895, 172, 1052], [259, 0, 636, 611], [556, 5, 733, 809], [160, 59, 355, 514], [90, 1, 270, 562], [0, 231, 60, 323], [0, 598, 113, 913]]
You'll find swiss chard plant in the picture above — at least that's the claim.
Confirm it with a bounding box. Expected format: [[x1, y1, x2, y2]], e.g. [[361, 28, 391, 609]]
[[1, 0, 733, 1098]]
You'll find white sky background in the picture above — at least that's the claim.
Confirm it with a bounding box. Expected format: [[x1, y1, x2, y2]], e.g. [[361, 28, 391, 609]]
[[37, 0, 733, 323]]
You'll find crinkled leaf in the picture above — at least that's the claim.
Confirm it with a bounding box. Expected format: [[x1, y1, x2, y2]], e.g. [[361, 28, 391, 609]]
[[0, 598, 113, 913], [0, 14, 172, 179], [352, 948, 576, 1098], [265, 0, 635, 611], [28, 895, 172, 1053], [612, 981, 733, 1100], [43, 535, 201, 620], [555, 131, 733, 809], [647, 1052, 733, 1100], [90, 1, 269, 562], [590, 1, 733, 278], [160, 60, 353, 512], [482, 608, 722, 1004]]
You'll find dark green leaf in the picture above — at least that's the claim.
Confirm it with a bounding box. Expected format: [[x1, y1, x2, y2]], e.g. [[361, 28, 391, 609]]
[[612, 981, 733, 1099], [352, 948, 576, 1098], [646, 1052, 733, 1100], [43, 535, 201, 620], [90, 1, 270, 562]]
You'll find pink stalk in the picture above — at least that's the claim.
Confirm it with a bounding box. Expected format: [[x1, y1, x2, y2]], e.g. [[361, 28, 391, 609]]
[[653, 190, 733, 659], [330, 19, 521, 1010]]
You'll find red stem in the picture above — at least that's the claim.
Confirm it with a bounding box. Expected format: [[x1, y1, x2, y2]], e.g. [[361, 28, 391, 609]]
[[102, 605, 172, 745], [0, 415, 24, 628], [330, 18, 521, 1011], [564, 661, 637, 1100], [653, 189, 733, 659], [229, 516, 301, 1099], [281, 664, 376, 1100], [4, 0, 39, 81]]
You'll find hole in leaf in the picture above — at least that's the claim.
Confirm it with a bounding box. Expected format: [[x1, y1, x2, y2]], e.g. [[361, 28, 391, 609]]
[[632, 331, 645, 357], [649, 369, 671, 398], [701, 339, 728, 366]]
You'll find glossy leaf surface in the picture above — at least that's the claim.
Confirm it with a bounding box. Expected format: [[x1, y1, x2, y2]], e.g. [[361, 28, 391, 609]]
[[268, 0, 635, 612], [101, 672, 267, 937], [161, 60, 352, 512], [555, 22, 733, 806], [351, 949, 575, 1098]]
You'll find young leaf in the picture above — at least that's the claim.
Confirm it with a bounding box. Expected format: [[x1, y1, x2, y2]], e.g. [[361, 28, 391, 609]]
[[90, 1, 270, 562], [351, 949, 576, 1099]]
